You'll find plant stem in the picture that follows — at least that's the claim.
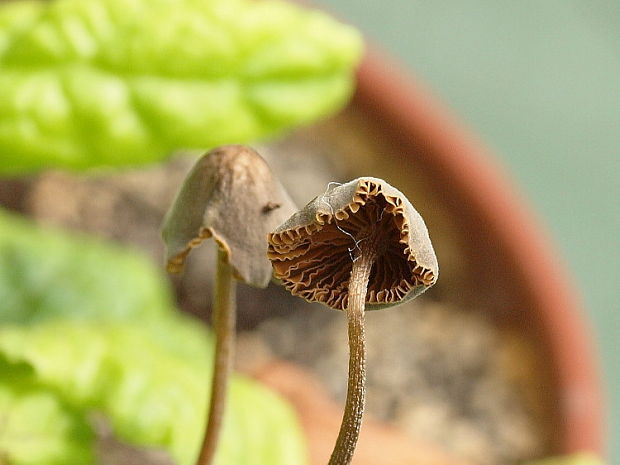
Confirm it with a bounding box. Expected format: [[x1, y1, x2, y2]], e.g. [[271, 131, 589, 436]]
[[328, 241, 377, 465], [197, 249, 236, 465]]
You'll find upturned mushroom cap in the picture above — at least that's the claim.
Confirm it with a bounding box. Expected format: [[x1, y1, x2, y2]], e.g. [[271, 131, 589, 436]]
[[162, 145, 297, 288], [267, 177, 438, 310]]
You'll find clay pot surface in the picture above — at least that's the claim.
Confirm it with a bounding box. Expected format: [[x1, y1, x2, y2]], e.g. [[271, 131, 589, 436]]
[[253, 361, 473, 465]]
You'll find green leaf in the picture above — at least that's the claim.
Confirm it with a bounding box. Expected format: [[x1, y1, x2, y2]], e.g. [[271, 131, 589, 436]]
[[0, 0, 363, 174], [0, 208, 173, 324], [0, 378, 94, 465], [0, 1, 41, 55], [0, 208, 307, 464], [0, 355, 94, 465], [0, 320, 307, 465]]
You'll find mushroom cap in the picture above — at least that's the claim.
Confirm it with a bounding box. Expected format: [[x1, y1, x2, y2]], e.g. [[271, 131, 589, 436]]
[[161, 145, 297, 288], [267, 177, 438, 310]]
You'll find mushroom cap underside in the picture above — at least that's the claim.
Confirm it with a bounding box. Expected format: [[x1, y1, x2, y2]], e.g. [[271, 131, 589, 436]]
[[268, 177, 438, 310]]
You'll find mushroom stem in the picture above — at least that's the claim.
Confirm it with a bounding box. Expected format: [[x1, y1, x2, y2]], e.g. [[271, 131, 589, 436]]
[[329, 240, 377, 465], [197, 248, 237, 465]]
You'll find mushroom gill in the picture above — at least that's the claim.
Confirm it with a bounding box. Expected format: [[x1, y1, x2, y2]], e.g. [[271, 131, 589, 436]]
[[268, 178, 438, 310]]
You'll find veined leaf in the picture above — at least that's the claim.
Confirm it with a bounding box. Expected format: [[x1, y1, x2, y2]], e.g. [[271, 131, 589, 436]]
[[0, 321, 307, 465], [0, 0, 363, 173], [0, 375, 94, 465], [0, 209, 308, 464], [0, 208, 173, 324]]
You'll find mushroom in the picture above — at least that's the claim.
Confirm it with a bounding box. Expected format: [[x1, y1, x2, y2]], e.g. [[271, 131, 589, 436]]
[[267, 177, 438, 465], [161, 145, 296, 465]]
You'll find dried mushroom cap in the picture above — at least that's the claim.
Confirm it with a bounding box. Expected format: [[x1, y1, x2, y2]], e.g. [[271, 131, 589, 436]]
[[268, 177, 438, 310], [162, 145, 296, 288]]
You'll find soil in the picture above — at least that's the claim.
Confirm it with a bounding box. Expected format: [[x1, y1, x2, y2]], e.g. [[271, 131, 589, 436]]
[[0, 112, 554, 465], [249, 298, 545, 465]]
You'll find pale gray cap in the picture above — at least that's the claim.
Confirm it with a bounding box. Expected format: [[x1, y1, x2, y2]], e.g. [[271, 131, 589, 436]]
[[268, 177, 438, 309], [162, 145, 297, 288]]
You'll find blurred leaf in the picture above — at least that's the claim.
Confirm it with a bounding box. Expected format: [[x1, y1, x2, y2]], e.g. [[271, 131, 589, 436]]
[[0, 0, 363, 174], [0, 1, 40, 55], [0, 209, 307, 464], [0, 374, 94, 465], [0, 208, 173, 324], [0, 320, 307, 465], [0, 355, 94, 465]]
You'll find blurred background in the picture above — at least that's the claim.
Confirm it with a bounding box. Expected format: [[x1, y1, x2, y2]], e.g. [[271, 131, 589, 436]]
[[316, 0, 619, 461]]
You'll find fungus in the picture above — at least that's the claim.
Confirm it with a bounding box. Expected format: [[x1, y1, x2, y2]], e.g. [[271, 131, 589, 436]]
[[161, 145, 296, 465], [268, 177, 438, 465]]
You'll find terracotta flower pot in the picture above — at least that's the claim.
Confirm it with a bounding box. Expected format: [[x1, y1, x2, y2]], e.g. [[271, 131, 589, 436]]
[[251, 46, 606, 464], [343, 48, 604, 456]]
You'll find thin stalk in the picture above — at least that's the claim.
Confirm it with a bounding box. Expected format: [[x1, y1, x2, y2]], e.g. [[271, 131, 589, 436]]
[[197, 249, 236, 465], [328, 240, 377, 465]]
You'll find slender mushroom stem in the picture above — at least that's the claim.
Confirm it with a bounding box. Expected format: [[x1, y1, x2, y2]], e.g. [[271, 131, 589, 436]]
[[329, 239, 377, 465], [197, 248, 237, 465]]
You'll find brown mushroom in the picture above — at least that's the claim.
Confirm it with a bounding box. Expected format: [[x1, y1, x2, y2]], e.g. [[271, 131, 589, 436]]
[[268, 177, 438, 465], [161, 145, 296, 465]]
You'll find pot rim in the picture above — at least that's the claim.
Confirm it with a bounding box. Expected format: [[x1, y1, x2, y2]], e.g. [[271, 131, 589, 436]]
[[352, 47, 606, 457]]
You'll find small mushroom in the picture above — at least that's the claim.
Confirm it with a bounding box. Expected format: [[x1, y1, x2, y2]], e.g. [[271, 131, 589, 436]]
[[161, 145, 296, 465], [268, 177, 438, 465]]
